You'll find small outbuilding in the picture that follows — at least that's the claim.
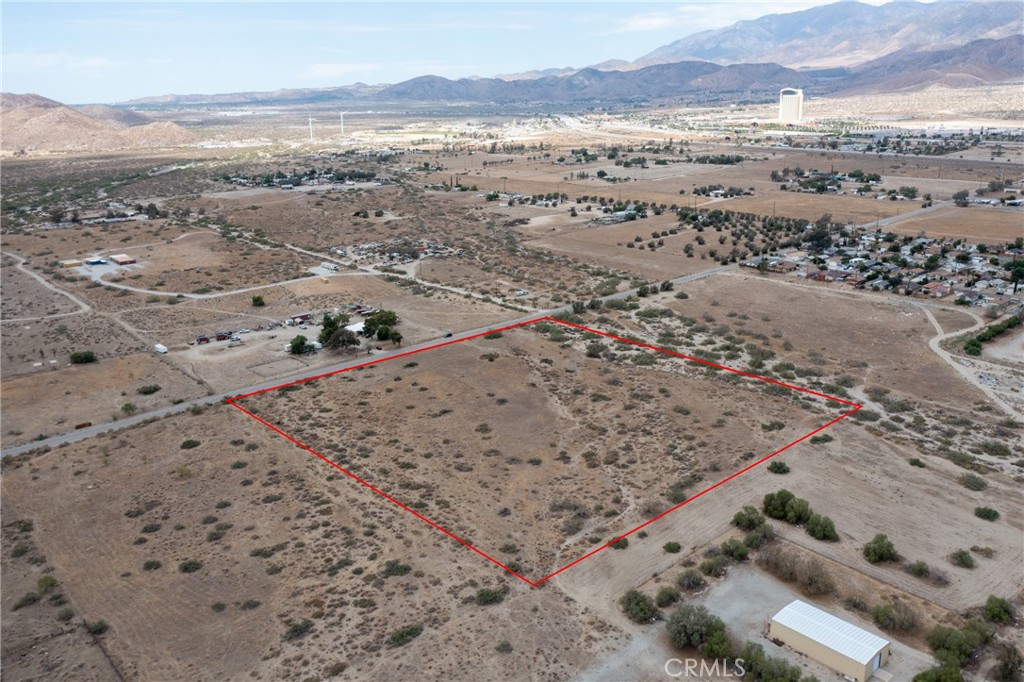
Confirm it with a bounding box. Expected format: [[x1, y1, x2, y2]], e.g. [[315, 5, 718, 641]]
[[770, 600, 890, 682], [58, 259, 83, 268], [110, 254, 137, 266]]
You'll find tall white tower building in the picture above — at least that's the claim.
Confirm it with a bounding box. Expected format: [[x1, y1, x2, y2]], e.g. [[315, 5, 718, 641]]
[[779, 88, 804, 123]]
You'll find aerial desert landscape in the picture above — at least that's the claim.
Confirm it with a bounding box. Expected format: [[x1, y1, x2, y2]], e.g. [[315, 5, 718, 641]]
[[2, 2, 1022, 681]]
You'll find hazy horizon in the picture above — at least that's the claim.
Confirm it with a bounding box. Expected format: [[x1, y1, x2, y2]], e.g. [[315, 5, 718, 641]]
[[2, 0, 901, 104]]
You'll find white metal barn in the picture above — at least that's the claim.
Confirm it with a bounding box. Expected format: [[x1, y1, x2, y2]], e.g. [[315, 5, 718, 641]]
[[770, 600, 891, 682]]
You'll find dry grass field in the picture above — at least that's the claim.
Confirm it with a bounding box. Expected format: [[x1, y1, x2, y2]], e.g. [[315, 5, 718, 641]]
[[888, 204, 1024, 242]]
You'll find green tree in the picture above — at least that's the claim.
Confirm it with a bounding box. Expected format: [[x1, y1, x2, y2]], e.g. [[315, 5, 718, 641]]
[[952, 190, 970, 207], [251, 295, 265, 307], [863, 534, 900, 563], [70, 351, 97, 364], [620, 589, 658, 623], [732, 505, 765, 531], [363, 310, 400, 338], [806, 514, 838, 541], [318, 312, 350, 345], [762, 489, 795, 519], [324, 326, 359, 351], [289, 335, 309, 355], [984, 595, 1013, 624], [666, 604, 727, 651]]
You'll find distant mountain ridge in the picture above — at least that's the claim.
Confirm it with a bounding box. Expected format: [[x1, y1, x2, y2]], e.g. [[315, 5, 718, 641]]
[[636, 0, 1022, 69], [496, 0, 1021, 80]]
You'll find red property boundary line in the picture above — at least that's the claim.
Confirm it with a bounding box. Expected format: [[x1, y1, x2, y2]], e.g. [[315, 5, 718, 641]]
[[227, 316, 861, 587]]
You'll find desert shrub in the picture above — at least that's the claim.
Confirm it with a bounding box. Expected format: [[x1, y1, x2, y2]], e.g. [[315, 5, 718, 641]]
[[873, 600, 919, 634], [959, 473, 988, 491], [699, 556, 727, 578], [86, 620, 109, 635], [37, 575, 58, 592], [388, 624, 423, 647], [984, 595, 1013, 624], [142, 560, 162, 571], [656, 585, 681, 608], [610, 538, 629, 550], [806, 513, 839, 541], [70, 351, 97, 364], [926, 620, 992, 667], [230, 460, 248, 469], [974, 507, 1000, 521], [767, 460, 790, 474], [720, 538, 749, 561], [137, 384, 161, 395], [677, 568, 707, 592], [809, 434, 834, 444], [758, 546, 834, 595], [178, 559, 202, 573], [476, 588, 504, 605], [732, 505, 765, 531], [795, 558, 836, 596], [251, 295, 265, 307], [907, 560, 929, 578], [14, 593, 39, 610], [495, 640, 513, 654], [620, 589, 658, 623], [663, 542, 682, 553], [180, 439, 200, 449], [56, 607, 74, 622], [743, 524, 774, 549], [240, 599, 261, 610], [909, 457, 927, 467], [382, 560, 411, 577], [284, 619, 313, 640], [949, 549, 975, 569], [863, 534, 900, 563], [666, 604, 726, 652]]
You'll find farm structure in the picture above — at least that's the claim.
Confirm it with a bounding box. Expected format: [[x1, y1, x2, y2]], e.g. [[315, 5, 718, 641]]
[[769, 600, 891, 682]]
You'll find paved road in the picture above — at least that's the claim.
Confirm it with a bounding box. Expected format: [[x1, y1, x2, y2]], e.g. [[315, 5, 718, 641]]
[[0, 263, 736, 459]]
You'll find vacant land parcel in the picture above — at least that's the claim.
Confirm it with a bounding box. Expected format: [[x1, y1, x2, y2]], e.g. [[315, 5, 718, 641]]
[[232, 319, 853, 583]]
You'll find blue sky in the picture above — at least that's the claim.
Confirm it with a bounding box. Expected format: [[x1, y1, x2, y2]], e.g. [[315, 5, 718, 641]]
[[3, 1, 885, 104]]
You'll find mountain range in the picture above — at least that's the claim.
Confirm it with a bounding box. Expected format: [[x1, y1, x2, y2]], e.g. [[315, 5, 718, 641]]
[[0, 94, 197, 152], [106, 0, 1019, 108], [4, 0, 1021, 122]]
